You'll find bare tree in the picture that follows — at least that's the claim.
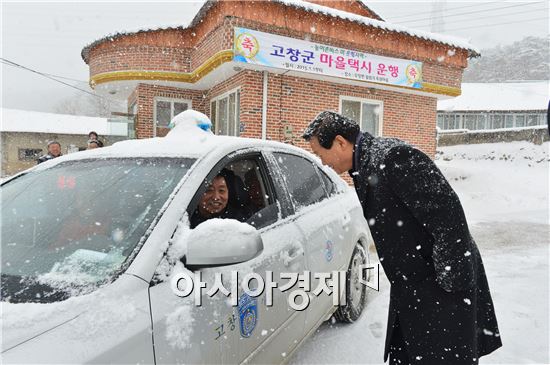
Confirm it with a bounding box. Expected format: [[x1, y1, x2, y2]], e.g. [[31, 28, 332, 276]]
[[54, 91, 125, 117]]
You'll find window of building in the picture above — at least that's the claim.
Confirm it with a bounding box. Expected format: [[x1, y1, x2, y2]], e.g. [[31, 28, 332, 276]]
[[211, 88, 240, 136], [464, 115, 476, 130], [491, 114, 504, 129], [515, 115, 525, 127], [340, 97, 383, 136], [154, 97, 191, 128], [476, 114, 487, 130], [526, 114, 540, 127], [505, 115, 514, 128], [18, 148, 42, 161], [437, 115, 445, 129]]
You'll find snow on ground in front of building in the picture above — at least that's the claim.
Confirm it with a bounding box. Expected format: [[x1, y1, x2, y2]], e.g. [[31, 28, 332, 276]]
[[291, 141, 549, 365], [436, 141, 549, 225]]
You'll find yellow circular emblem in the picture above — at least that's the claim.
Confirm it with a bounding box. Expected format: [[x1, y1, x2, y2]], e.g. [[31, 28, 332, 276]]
[[236, 33, 259, 59], [405, 64, 422, 84]]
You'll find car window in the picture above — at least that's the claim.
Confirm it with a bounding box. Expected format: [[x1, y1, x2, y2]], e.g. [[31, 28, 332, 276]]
[[189, 156, 280, 230], [1, 157, 194, 302], [272, 153, 328, 210], [317, 167, 337, 196]]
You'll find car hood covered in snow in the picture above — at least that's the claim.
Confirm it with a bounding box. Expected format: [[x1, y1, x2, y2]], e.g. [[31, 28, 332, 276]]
[[1, 274, 153, 364]]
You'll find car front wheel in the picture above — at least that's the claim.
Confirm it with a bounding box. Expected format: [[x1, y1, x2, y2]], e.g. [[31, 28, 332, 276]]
[[334, 243, 368, 323]]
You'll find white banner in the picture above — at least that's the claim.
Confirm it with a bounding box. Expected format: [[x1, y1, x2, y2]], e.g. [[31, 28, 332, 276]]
[[234, 27, 423, 89]]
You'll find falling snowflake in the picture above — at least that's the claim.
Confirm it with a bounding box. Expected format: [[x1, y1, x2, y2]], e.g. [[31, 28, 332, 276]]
[[463, 298, 471, 305]]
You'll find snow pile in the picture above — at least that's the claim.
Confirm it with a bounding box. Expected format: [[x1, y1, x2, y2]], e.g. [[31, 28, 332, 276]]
[[188, 218, 257, 243], [436, 141, 549, 224], [186, 219, 261, 266], [165, 109, 213, 139]]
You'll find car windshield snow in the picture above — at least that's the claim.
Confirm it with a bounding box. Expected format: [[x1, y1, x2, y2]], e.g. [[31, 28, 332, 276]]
[[1, 157, 195, 303]]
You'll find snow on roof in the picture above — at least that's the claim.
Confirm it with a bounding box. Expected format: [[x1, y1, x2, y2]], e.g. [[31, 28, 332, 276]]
[[272, 0, 478, 54], [437, 81, 550, 112], [1, 108, 128, 136], [81, 0, 478, 62]]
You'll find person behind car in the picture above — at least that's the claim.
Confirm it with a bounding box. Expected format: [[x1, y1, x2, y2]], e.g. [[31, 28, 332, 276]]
[[88, 131, 104, 147], [190, 170, 249, 228], [37, 141, 62, 164], [87, 139, 100, 150]]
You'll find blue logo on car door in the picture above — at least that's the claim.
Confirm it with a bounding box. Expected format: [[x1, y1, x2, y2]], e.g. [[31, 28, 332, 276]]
[[238, 293, 257, 338]]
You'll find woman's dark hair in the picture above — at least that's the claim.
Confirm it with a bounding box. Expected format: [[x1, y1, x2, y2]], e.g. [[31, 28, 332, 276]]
[[302, 111, 360, 149]]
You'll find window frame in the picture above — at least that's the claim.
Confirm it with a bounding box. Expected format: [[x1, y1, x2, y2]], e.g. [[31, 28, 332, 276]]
[[153, 96, 192, 133], [210, 87, 241, 137], [339, 95, 384, 136], [186, 150, 284, 230]]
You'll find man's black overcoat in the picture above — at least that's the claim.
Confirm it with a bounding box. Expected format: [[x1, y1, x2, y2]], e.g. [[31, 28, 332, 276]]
[[350, 132, 502, 364]]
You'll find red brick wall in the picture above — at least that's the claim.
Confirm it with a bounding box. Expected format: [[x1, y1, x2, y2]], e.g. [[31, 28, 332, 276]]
[[201, 69, 437, 156], [132, 72, 437, 157], [260, 73, 437, 156]]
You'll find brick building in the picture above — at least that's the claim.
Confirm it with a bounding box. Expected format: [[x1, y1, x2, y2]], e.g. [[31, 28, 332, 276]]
[[81, 0, 477, 157]]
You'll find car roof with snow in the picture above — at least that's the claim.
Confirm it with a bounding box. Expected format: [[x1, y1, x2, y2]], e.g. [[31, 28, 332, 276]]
[[32, 109, 315, 172]]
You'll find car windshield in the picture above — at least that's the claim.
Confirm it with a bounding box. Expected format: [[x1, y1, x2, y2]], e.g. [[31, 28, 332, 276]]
[[1, 157, 195, 303]]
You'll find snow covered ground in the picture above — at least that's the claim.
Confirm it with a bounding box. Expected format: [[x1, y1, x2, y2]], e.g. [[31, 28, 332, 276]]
[[291, 141, 549, 365]]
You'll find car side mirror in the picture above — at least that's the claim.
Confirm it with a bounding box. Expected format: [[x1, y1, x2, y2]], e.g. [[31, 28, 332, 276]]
[[186, 219, 263, 269]]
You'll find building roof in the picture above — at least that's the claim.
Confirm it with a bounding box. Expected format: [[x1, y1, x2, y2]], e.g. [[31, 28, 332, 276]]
[[437, 81, 549, 112], [1, 108, 128, 136], [81, 0, 479, 63]]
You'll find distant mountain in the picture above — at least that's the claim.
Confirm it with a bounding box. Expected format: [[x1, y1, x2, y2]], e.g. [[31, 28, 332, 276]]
[[463, 36, 549, 82]]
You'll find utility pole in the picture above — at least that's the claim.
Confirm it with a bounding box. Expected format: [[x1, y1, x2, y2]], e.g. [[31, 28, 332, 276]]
[[430, 0, 447, 33]]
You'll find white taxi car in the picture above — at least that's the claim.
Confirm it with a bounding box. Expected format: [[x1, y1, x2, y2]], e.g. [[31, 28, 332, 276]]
[[1, 110, 373, 364]]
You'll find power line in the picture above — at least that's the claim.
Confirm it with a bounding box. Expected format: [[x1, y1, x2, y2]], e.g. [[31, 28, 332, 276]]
[[399, 2, 545, 25], [388, 1, 502, 20], [405, 6, 548, 28], [0, 58, 103, 99], [443, 16, 548, 32]]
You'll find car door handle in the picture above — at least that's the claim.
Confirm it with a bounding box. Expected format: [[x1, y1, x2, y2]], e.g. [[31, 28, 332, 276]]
[[284, 247, 304, 266]]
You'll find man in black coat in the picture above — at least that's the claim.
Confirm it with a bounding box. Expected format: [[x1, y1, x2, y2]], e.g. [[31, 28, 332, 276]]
[[303, 111, 501, 365]]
